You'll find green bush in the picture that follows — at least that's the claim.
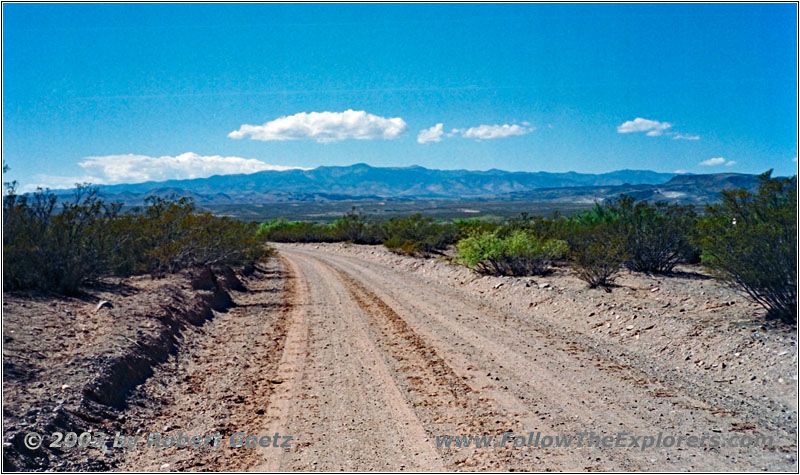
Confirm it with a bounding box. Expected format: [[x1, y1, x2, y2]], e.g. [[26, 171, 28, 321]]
[[128, 197, 268, 277], [457, 230, 567, 276], [3, 185, 122, 294], [258, 218, 335, 243], [3, 187, 270, 293], [570, 197, 697, 274], [695, 171, 797, 324], [624, 201, 697, 273], [453, 217, 501, 239], [566, 223, 627, 288], [329, 208, 384, 244], [382, 214, 457, 255]]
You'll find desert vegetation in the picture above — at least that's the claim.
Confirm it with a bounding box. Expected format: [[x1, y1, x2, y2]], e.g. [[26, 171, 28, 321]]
[[259, 172, 796, 324], [456, 230, 568, 276], [3, 183, 270, 294], [694, 171, 797, 324], [3, 171, 794, 323]]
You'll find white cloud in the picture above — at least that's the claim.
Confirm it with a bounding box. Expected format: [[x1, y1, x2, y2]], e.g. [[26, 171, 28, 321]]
[[455, 123, 533, 140], [617, 117, 672, 136], [674, 169, 687, 174], [228, 110, 407, 143], [724, 160, 737, 167], [21, 175, 104, 193], [417, 123, 444, 144], [673, 133, 700, 141], [699, 157, 727, 166], [23, 152, 305, 190]]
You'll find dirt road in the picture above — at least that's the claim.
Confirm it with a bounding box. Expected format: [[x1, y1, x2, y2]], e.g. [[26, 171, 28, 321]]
[[102, 243, 797, 472], [245, 244, 795, 471]]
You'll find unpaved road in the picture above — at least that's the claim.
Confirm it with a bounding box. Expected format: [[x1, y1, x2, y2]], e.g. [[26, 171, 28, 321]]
[[245, 244, 796, 471], [85, 243, 795, 472], [6, 243, 794, 471]]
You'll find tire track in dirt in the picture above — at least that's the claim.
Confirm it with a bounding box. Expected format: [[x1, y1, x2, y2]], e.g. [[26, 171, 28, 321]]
[[260, 252, 445, 471], [281, 245, 793, 471], [252, 256, 309, 471], [333, 268, 540, 470], [291, 249, 615, 471]]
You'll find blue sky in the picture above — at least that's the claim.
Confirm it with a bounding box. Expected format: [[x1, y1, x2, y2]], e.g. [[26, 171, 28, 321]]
[[3, 3, 797, 190]]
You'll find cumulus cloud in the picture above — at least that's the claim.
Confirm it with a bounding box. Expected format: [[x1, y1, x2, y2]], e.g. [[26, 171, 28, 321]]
[[699, 157, 727, 166], [78, 152, 303, 184], [455, 123, 533, 140], [417, 123, 444, 144], [673, 133, 700, 141], [21, 175, 104, 193], [23, 152, 305, 191], [724, 160, 737, 167], [617, 118, 672, 136], [228, 110, 407, 143]]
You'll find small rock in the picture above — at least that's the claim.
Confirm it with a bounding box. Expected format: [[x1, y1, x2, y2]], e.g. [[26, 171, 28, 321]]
[[650, 287, 659, 292], [626, 325, 634, 330], [94, 300, 113, 311]]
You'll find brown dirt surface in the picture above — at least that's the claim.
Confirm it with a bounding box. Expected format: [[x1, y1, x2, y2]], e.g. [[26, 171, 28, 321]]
[[3, 245, 797, 471]]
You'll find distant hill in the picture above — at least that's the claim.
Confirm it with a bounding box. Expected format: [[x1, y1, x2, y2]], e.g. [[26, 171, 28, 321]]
[[502, 172, 762, 205], [50, 163, 675, 204], [45, 164, 762, 206]]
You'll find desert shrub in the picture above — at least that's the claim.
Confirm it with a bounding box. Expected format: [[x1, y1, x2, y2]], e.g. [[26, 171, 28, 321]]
[[453, 217, 501, 239], [457, 230, 567, 276], [127, 196, 270, 276], [3, 187, 270, 293], [566, 223, 627, 288], [258, 218, 335, 243], [329, 208, 384, 244], [570, 197, 698, 274], [623, 201, 697, 273], [694, 171, 797, 324], [599, 197, 698, 273], [506, 212, 572, 241], [382, 214, 457, 255], [3, 185, 121, 294]]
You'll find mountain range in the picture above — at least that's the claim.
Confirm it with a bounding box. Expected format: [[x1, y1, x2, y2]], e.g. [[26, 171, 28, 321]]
[[50, 163, 761, 206]]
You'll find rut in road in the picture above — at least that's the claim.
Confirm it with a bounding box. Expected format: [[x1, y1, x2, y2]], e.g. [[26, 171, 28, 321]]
[[265, 245, 795, 472]]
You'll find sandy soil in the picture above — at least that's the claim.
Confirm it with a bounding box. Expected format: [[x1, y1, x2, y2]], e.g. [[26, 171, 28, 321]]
[[261, 243, 796, 471], [3, 244, 797, 471], [115, 259, 291, 472]]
